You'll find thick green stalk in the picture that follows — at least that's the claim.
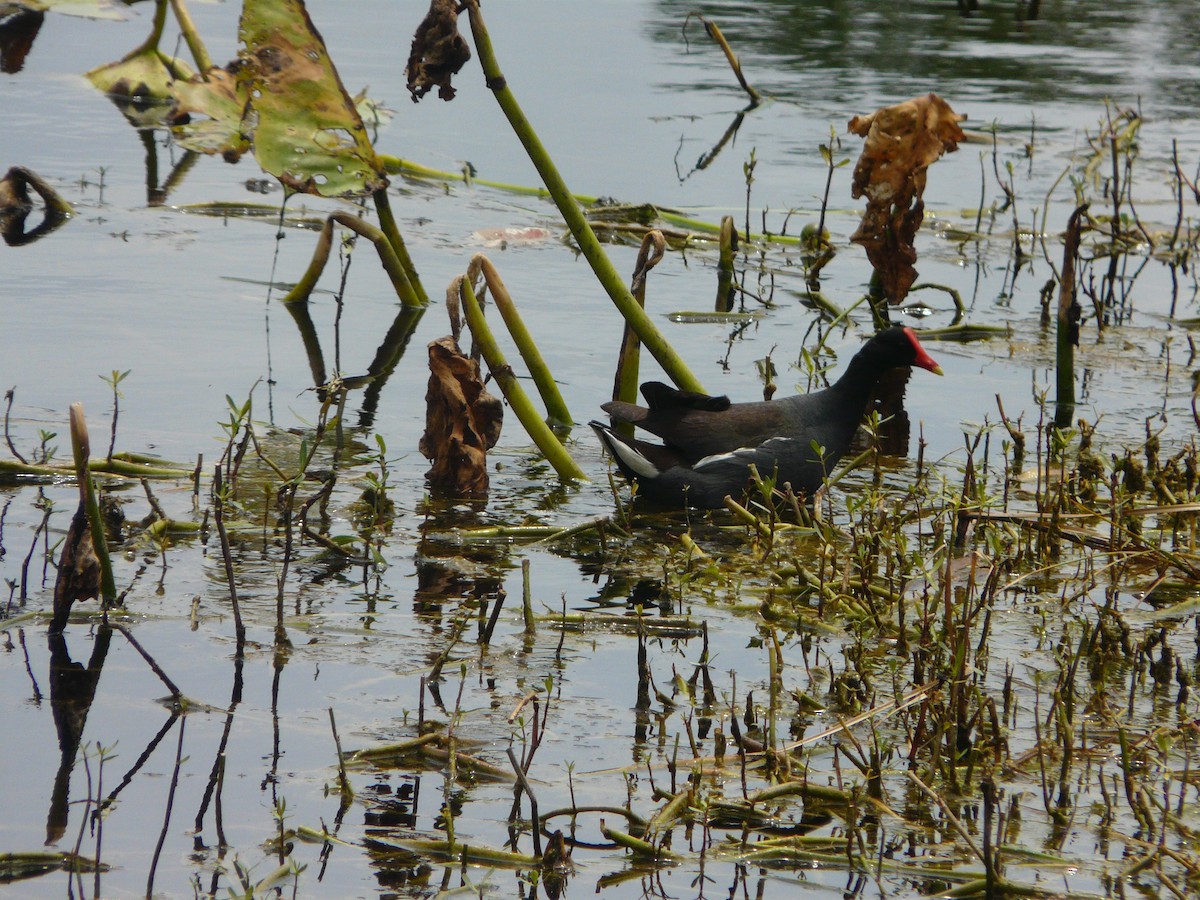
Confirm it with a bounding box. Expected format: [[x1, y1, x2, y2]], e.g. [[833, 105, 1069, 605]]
[[458, 278, 586, 481], [282, 212, 424, 309], [377, 156, 803, 246], [374, 189, 428, 305], [280, 217, 334, 305], [464, 1, 704, 394], [168, 0, 212, 73], [470, 255, 572, 427]]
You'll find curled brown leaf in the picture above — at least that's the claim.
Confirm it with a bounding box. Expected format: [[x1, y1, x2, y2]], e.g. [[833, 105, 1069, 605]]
[[420, 335, 503, 497], [848, 93, 966, 304], [406, 0, 471, 103]]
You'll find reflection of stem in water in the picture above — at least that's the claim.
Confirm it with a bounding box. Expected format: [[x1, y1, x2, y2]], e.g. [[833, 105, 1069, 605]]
[[101, 712, 179, 816], [18, 489, 51, 604], [1, 165, 73, 246], [46, 626, 111, 845], [146, 715, 187, 900], [677, 108, 748, 181], [357, 305, 426, 428], [194, 656, 243, 861], [139, 128, 199, 206]]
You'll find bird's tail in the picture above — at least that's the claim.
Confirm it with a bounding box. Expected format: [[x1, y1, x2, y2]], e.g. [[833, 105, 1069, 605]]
[[589, 421, 660, 480]]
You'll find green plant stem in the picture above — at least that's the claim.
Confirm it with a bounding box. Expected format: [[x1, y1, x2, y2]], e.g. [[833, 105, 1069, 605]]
[[463, 0, 704, 394], [374, 189, 428, 305], [457, 277, 586, 481], [469, 255, 572, 426], [377, 155, 804, 245], [613, 232, 664, 417], [282, 212, 424, 309], [280, 218, 334, 305], [168, 0, 212, 73], [0, 458, 191, 481], [69, 404, 117, 606], [127, 0, 168, 58]]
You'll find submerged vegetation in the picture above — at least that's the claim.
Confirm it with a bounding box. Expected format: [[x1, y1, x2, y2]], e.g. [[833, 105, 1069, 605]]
[[3, 1, 1200, 899]]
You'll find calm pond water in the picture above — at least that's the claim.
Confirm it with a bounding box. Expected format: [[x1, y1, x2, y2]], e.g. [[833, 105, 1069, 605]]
[[3, 1, 1200, 898]]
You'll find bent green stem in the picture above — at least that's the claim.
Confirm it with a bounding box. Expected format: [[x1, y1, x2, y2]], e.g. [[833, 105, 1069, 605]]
[[457, 277, 586, 481], [468, 255, 572, 427], [463, 0, 704, 394], [374, 189, 428, 305], [281, 210, 424, 309]]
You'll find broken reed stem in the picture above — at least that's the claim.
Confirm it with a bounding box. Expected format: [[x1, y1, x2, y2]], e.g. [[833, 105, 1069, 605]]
[[457, 275, 586, 481], [906, 770, 985, 864], [686, 14, 762, 106], [212, 466, 246, 654], [110, 623, 182, 699], [463, 0, 704, 394], [507, 747, 542, 857], [70, 403, 117, 607], [328, 708, 354, 804], [716, 215, 736, 310], [521, 558, 535, 634], [481, 587, 505, 647], [468, 254, 573, 427], [428, 614, 471, 683], [613, 232, 664, 413], [1055, 203, 1089, 427]]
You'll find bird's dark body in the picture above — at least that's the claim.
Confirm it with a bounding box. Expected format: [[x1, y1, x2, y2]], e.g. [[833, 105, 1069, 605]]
[[591, 326, 942, 508]]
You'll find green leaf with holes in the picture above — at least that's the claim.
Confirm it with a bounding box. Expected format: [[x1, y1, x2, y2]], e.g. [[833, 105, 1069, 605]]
[[238, 0, 388, 198]]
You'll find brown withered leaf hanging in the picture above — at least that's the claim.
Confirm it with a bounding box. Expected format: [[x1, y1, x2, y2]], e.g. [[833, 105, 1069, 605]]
[[406, 0, 471, 102], [848, 93, 966, 304], [420, 335, 503, 497]]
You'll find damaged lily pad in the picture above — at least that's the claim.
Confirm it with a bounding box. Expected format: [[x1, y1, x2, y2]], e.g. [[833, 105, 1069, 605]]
[[170, 65, 250, 158], [86, 45, 196, 119], [237, 0, 388, 198]]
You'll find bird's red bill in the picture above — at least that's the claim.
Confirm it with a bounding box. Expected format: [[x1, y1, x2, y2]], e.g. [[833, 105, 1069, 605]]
[[903, 327, 944, 375]]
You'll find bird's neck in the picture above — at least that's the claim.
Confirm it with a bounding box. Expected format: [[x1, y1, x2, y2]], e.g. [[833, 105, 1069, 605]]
[[830, 352, 891, 405]]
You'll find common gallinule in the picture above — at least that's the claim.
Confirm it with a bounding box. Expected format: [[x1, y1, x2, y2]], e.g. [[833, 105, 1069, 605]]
[[591, 326, 942, 508]]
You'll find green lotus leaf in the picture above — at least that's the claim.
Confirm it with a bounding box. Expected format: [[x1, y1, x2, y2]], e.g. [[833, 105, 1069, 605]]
[[86, 47, 195, 108], [171, 67, 252, 158], [238, 0, 388, 198]]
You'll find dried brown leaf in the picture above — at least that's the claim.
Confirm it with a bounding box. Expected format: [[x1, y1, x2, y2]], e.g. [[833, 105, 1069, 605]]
[[420, 336, 503, 497], [406, 0, 471, 103], [848, 92, 966, 303]]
